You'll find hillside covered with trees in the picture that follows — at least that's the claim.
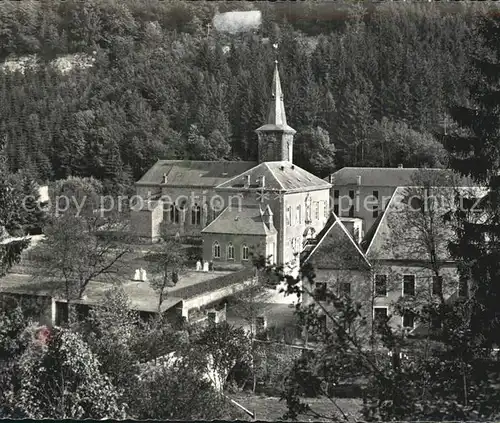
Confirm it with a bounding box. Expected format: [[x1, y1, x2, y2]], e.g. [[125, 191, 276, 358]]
[[0, 0, 490, 189]]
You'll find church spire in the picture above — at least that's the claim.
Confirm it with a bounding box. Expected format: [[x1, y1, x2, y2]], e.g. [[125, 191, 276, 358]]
[[256, 60, 296, 163], [267, 60, 288, 127]]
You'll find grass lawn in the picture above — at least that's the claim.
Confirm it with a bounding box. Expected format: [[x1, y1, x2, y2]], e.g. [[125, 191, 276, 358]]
[[227, 392, 363, 421]]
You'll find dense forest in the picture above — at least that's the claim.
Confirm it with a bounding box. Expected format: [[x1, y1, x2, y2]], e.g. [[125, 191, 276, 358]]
[[0, 0, 492, 190]]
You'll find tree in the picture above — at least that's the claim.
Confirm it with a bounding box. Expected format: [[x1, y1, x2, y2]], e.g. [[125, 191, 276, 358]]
[[0, 144, 30, 276], [193, 321, 251, 392], [444, 12, 500, 350], [230, 270, 270, 392], [8, 326, 125, 419], [83, 286, 141, 392], [277, 248, 500, 420], [32, 178, 131, 306], [293, 126, 336, 177], [147, 237, 186, 312], [128, 353, 239, 420], [364, 118, 448, 168]]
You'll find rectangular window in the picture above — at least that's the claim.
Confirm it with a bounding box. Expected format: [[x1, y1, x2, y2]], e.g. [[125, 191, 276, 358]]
[[296, 205, 301, 224], [375, 274, 387, 296], [348, 190, 355, 217], [459, 277, 468, 298], [286, 206, 291, 226], [403, 275, 416, 296], [314, 282, 327, 302], [334, 190, 339, 199], [432, 276, 443, 296], [318, 314, 327, 332], [373, 307, 388, 327], [372, 191, 379, 218], [403, 312, 415, 329], [324, 201, 329, 218], [339, 282, 351, 297], [314, 202, 319, 220]]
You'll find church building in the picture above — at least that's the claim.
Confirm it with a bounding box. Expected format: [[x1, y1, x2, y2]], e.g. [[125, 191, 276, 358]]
[[131, 61, 332, 269]]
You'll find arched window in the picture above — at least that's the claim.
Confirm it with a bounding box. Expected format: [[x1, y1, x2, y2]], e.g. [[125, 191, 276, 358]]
[[171, 204, 179, 223], [164, 204, 172, 222], [242, 244, 249, 261], [191, 203, 201, 225], [227, 242, 235, 260], [213, 241, 221, 259]]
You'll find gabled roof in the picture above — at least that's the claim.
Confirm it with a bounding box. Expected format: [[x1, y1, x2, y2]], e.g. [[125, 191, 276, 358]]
[[362, 186, 478, 261], [216, 161, 331, 193], [201, 204, 276, 236], [136, 160, 257, 187], [327, 167, 475, 188], [302, 213, 371, 270]]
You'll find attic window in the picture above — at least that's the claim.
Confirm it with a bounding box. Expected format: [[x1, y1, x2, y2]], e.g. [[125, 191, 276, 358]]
[[222, 172, 228, 176]]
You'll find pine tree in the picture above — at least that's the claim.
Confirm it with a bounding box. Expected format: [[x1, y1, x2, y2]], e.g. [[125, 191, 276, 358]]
[[445, 14, 500, 348]]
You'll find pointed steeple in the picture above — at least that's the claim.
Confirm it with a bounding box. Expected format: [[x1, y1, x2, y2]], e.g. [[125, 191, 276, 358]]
[[267, 60, 288, 127], [256, 61, 296, 163], [259, 61, 295, 133]]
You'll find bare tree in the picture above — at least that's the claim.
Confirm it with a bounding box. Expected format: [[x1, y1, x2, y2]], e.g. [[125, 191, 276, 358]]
[[146, 237, 186, 312]]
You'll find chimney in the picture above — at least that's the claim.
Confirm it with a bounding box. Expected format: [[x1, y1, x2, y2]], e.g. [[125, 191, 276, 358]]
[[329, 174, 334, 184], [261, 175, 266, 188], [245, 175, 251, 187], [162, 173, 168, 184], [398, 164, 403, 169]]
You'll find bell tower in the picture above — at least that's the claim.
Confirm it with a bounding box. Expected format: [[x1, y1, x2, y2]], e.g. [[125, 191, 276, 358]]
[[256, 61, 296, 163]]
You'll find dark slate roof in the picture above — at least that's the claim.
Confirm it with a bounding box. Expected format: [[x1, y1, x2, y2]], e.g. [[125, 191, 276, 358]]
[[326, 167, 475, 188], [136, 160, 257, 187], [363, 187, 459, 261], [201, 205, 276, 235], [216, 161, 332, 193], [302, 213, 371, 270]]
